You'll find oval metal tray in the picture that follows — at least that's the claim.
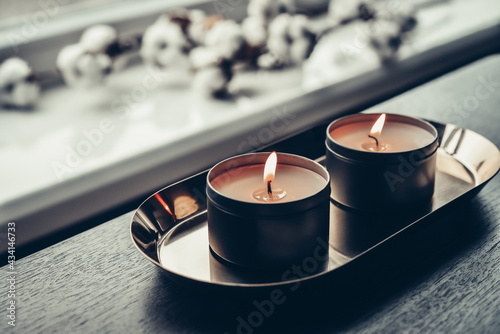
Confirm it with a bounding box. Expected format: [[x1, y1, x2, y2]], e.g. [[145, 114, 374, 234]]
[[130, 121, 500, 289]]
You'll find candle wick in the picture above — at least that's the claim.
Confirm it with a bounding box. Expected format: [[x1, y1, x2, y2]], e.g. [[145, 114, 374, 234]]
[[368, 134, 379, 147], [267, 180, 272, 195]]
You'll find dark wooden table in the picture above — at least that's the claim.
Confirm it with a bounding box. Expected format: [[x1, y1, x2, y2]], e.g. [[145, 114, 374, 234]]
[[2, 55, 500, 334]]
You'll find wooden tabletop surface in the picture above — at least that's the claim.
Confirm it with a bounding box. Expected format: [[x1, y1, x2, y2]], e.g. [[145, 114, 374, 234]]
[[2, 55, 500, 334]]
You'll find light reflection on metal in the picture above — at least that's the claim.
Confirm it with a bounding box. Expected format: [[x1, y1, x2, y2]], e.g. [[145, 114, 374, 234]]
[[154, 193, 176, 220]]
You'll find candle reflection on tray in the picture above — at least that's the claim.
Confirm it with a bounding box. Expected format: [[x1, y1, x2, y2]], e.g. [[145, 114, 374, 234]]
[[329, 199, 432, 258], [206, 197, 432, 283]]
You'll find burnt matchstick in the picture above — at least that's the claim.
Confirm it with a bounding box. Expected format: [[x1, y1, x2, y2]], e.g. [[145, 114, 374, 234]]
[[267, 180, 272, 195], [368, 134, 379, 147]]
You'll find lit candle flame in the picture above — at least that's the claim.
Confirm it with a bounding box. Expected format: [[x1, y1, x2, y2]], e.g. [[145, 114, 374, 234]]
[[263, 151, 277, 184], [370, 113, 386, 136], [154, 193, 174, 217]]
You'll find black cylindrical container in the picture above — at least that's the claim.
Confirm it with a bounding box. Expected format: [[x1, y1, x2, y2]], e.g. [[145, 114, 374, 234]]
[[207, 153, 330, 269], [326, 113, 439, 212]]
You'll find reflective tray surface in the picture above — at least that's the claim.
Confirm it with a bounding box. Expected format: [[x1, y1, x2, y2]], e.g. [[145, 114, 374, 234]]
[[130, 121, 500, 289]]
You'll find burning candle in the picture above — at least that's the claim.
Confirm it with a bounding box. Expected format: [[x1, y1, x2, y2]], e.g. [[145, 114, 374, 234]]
[[326, 113, 439, 212], [211, 152, 326, 203], [207, 152, 330, 268], [329, 113, 436, 153]]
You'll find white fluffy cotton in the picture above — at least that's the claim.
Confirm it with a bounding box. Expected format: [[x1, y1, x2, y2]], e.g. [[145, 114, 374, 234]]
[[268, 13, 291, 38], [0, 58, 32, 87], [259, 13, 315, 68], [79, 24, 117, 53], [140, 18, 191, 70], [189, 47, 219, 68], [187, 9, 208, 45], [0, 58, 40, 108], [241, 16, 268, 46], [204, 20, 245, 59], [57, 44, 112, 87], [369, 21, 402, 62], [257, 52, 284, 69], [191, 66, 228, 97]]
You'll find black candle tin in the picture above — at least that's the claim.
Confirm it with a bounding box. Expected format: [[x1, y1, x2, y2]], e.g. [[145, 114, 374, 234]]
[[206, 153, 330, 269], [326, 113, 439, 212]]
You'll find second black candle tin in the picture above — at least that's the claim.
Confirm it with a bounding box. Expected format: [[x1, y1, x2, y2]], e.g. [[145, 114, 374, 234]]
[[206, 153, 331, 269], [326, 113, 439, 212]]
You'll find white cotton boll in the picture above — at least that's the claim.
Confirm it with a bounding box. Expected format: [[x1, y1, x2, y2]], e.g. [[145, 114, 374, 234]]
[[57, 44, 84, 68], [0, 58, 40, 108], [76, 53, 111, 79], [242, 16, 267, 46], [288, 15, 315, 64], [188, 21, 206, 46], [0, 82, 40, 108], [187, 9, 207, 44], [192, 66, 228, 97], [372, 2, 416, 33], [140, 23, 165, 64], [57, 44, 111, 87], [189, 47, 219, 68], [80, 24, 117, 53], [75, 53, 112, 86], [0, 58, 32, 87], [57, 44, 86, 87], [162, 22, 189, 47], [268, 13, 291, 38], [257, 52, 284, 69], [189, 9, 205, 24], [290, 38, 312, 64], [140, 20, 190, 69], [369, 21, 402, 61], [267, 36, 289, 59], [328, 0, 362, 23], [146, 20, 187, 49], [391, 3, 417, 33], [260, 13, 316, 69], [204, 20, 244, 59], [12, 82, 39, 107], [288, 14, 310, 39]]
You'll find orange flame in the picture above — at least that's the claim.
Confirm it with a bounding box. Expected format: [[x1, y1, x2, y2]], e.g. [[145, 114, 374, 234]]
[[370, 114, 386, 136], [263, 151, 277, 184], [154, 193, 174, 216]]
